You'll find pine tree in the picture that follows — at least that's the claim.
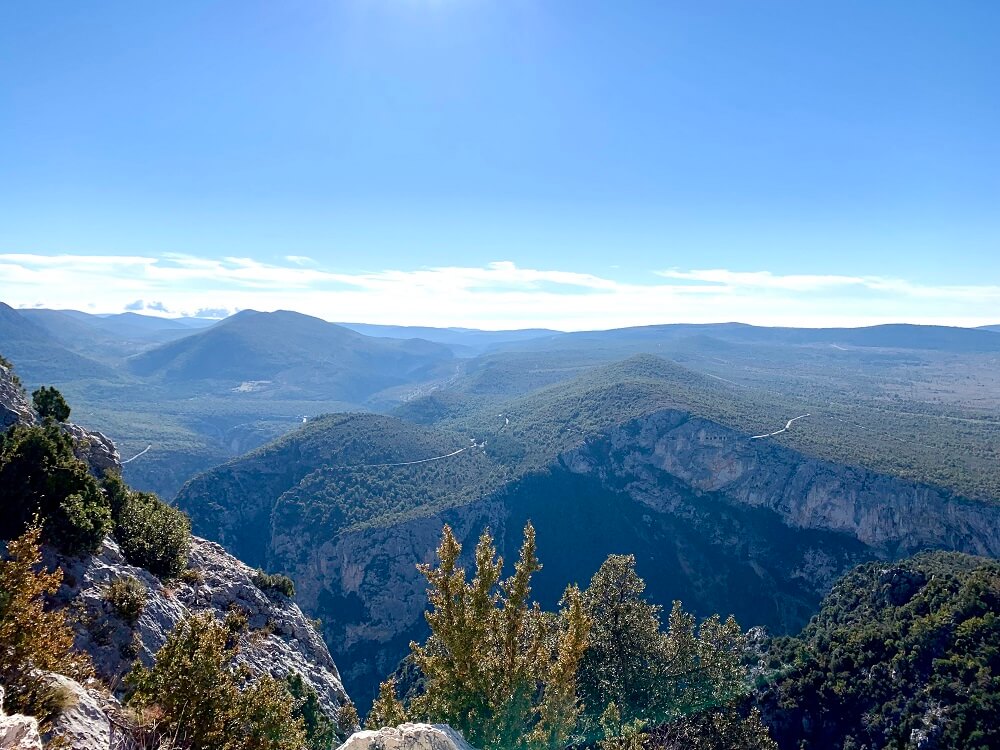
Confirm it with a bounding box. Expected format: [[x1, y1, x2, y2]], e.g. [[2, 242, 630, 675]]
[[408, 523, 591, 750], [31, 385, 71, 423]]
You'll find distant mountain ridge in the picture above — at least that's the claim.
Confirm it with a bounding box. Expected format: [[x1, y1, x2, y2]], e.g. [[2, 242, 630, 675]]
[[126, 309, 456, 402], [337, 322, 560, 355], [5, 300, 1000, 501], [503, 321, 1000, 354]]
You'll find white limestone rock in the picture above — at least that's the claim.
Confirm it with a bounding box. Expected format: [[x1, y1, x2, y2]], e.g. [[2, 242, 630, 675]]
[[0, 687, 43, 750], [337, 723, 477, 750], [40, 674, 112, 750], [49, 535, 352, 723]]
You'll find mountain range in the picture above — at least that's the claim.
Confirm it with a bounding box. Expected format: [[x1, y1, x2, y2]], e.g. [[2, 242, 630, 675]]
[[3, 304, 1000, 744]]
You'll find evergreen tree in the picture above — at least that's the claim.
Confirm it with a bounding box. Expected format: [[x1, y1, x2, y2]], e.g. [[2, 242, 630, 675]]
[[0, 421, 111, 555], [366, 677, 407, 729], [32, 386, 71, 422], [127, 611, 307, 750], [579, 555, 771, 747], [287, 673, 338, 750], [407, 523, 591, 750]]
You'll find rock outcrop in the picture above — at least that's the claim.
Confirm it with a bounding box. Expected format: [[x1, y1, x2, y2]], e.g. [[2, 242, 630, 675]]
[[0, 364, 33, 430], [40, 674, 114, 750], [566, 409, 1000, 558], [0, 687, 42, 750], [337, 723, 477, 750], [62, 421, 122, 477], [47, 535, 352, 722]]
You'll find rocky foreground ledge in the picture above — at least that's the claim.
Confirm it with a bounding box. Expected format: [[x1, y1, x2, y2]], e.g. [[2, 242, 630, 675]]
[[0, 687, 42, 750], [338, 723, 477, 750]]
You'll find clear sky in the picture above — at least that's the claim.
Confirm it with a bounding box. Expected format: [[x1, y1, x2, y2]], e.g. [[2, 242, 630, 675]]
[[1, 1, 998, 329]]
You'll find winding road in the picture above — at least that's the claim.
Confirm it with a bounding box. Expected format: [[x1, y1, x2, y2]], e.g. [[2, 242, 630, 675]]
[[121, 444, 152, 464], [750, 414, 810, 440]]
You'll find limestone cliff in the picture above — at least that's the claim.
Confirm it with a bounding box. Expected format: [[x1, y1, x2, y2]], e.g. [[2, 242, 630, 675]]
[[1, 358, 357, 744], [566, 409, 1000, 558], [0, 363, 32, 431]]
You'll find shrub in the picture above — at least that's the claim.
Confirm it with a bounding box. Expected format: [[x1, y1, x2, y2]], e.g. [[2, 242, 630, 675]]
[[0, 354, 23, 388], [252, 570, 296, 599], [366, 677, 406, 730], [115, 491, 191, 578], [101, 472, 131, 518], [127, 611, 307, 750], [179, 567, 205, 586], [0, 422, 112, 556], [106, 575, 147, 625], [0, 525, 93, 723], [287, 673, 338, 750], [32, 385, 71, 423], [337, 701, 360, 740]]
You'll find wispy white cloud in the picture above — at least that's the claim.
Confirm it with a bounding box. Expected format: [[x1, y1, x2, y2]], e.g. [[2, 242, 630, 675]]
[[657, 267, 1000, 301], [1, 253, 998, 329]]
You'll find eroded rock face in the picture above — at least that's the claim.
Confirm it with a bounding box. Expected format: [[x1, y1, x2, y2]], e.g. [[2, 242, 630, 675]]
[[41, 673, 113, 750], [0, 361, 121, 478], [0, 364, 33, 430], [337, 723, 477, 750], [61, 422, 122, 477], [49, 535, 352, 723], [568, 410, 1000, 558], [0, 686, 43, 750]]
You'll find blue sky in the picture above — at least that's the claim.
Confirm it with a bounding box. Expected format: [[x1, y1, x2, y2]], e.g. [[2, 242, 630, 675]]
[[1, 1, 998, 328]]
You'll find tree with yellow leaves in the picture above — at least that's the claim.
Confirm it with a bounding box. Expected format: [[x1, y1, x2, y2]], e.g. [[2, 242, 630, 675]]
[[0, 524, 93, 722]]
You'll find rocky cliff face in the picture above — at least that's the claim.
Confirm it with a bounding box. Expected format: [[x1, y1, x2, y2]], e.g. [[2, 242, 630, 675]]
[[0, 364, 33, 431], [265, 409, 1000, 706], [0, 687, 42, 750], [46, 535, 351, 722], [337, 723, 477, 750], [567, 409, 1000, 558], [1, 359, 356, 742]]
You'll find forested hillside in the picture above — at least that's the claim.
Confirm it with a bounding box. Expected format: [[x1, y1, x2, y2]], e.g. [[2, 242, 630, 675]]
[[760, 552, 1000, 749]]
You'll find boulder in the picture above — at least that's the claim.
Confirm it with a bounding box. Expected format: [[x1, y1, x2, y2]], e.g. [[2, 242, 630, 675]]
[[49, 535, 352, 723], [337, 723, 477, 750], [40, 674, 112, 750], [0, 686, 43, 750]]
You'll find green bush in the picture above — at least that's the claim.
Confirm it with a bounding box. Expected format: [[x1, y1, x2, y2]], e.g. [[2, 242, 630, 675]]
[[105, 575, 147, 625], [252, 570, 296, 599], [114, 491, 191, 578], [0, 422, 112, 556], [0, 354, 22, 388], [761, 552, 1000, 750], [179, 567, 205, 586], [31, 386, 71, 423], [286, 673, 338, 750], [127, 611, 307, 750]]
